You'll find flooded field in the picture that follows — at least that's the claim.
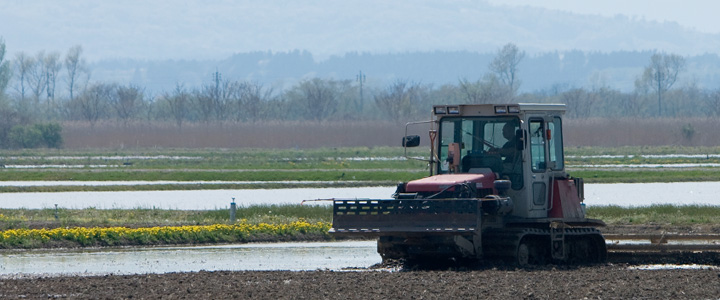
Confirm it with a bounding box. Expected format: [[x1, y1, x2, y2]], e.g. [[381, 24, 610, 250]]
[[2, 239, 718, 278], [0, 182, 718, 209], [0, 186, 395, 209], [0, 241, 380, 277]]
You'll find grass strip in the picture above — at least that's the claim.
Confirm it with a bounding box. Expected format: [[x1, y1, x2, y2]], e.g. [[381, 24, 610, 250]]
[[565, 146, 720, 156], [570, 169, 720, 183], [2, 169, 720, 193], [0, 170, 426, 182], [586, 204, 720, 225]]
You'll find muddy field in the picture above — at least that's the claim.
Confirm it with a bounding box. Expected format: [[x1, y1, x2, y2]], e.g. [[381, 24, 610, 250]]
[[1, 224, 719, 299], [0, 265, 719, 299]]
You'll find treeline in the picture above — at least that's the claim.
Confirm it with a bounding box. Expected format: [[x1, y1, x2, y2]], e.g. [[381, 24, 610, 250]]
[[2, 39, 720, 149]]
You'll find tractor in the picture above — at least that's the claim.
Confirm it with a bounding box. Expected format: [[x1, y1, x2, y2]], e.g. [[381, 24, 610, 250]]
[[330, 103, 606, 265]]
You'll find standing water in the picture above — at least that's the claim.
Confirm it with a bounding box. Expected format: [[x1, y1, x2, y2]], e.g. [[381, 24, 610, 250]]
[[0, 241, 380, 277], [0, 182, 718, 209]]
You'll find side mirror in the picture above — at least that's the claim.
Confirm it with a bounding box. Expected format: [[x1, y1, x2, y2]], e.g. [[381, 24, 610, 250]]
[[515, 129, 525, 151], [402, 135, 420, 147]]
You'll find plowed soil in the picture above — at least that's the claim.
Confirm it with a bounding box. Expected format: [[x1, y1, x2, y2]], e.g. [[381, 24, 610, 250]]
[[1, 265, 719, 299]]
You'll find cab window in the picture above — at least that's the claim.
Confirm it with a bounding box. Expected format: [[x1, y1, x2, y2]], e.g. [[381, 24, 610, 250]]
[[529, 119, 546, 172], [548, 117, 564, 171]]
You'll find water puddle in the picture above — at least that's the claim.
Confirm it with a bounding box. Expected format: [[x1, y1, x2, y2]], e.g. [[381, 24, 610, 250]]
[[0, 241, 380, 278]]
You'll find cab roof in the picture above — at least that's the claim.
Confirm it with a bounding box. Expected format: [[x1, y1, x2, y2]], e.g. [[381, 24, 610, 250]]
[[432, 103, 566, 117]]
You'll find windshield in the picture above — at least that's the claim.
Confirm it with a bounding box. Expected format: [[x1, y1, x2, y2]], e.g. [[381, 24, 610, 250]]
[[438, 116, 523, 189]]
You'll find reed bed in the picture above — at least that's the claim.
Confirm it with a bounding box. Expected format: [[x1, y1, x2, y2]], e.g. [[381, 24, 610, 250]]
[[60, 118, 720, 149]]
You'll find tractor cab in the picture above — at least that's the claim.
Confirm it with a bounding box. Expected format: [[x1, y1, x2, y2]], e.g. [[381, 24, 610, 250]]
[[404, 104, 583, 220]]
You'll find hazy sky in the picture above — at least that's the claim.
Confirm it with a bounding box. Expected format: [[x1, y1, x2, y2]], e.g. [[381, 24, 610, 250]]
[[1, 0, 718, 61], [487, 0, 720, 34]]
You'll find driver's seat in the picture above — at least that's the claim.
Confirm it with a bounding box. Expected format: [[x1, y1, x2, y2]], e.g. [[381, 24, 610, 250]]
[[462, 153, 502, 173]]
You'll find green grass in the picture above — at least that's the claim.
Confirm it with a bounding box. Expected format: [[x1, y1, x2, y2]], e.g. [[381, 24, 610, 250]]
[[0, 147, 428, 170], [586, 204, 720, 225], [3, 146, 720, 193], [570, 169, 720, 183], [0, 169, 426, 182], [566, 146, 720, 156]]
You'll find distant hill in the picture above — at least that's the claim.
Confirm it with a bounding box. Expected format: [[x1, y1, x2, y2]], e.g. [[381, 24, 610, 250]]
[[4, 1, 720, 94], [89, 50, 720, 95]]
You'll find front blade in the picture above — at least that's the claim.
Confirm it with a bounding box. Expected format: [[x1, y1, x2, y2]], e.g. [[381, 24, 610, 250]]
[[330, 198, 482, 237]]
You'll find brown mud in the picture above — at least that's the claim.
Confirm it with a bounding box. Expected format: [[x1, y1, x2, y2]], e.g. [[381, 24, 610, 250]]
[[0, 265, 719, 299]]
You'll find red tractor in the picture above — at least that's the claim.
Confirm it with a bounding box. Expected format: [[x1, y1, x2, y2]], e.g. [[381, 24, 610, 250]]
[[331, 104, 606, 265]]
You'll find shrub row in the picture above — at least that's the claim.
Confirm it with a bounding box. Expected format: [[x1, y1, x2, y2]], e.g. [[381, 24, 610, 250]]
[[0, 220, 331, 249], [2, 123, 63, 149]]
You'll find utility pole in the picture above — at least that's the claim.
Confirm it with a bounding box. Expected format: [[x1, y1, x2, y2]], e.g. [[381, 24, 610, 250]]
[[356, 70, 366, 112]]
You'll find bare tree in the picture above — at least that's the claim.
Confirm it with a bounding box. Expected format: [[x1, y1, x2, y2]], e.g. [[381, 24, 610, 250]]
[[0, 38, 11, 97], [622, 92, 645, 118], [636, 53, 685, 117], [65, 45, 88, 101], [42, 52, 62, 102], [26, 51, 48, 102], [113, 84, 144, 125], [704, 89, 720, 117], [459, 78, 484, 104], [234, 81, 271, 122], [374, 79, 423, 121], [164, 84, 190, 129], [13, 52, 35, 101], [213, 80, 234, 122], [289, 78, 342, 121], [489, 43, 525, 97], [192, 77, 243, 124], [193, 85, 215, 124], [561, 88, 596, 118], [75, 83, 113, 128]]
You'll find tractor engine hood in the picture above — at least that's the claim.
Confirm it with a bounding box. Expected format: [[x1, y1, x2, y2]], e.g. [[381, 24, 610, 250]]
[[404, 173, 497, 193]]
